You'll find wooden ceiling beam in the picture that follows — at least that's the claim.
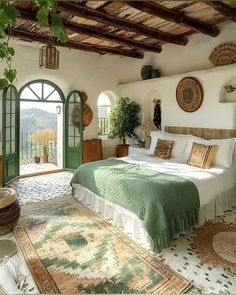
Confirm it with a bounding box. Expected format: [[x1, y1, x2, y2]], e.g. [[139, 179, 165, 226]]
[[8, 28, 144, 59], [64, 22, 162, 53], [127, 1, 220, 37], [18, 9, 162, 53], [208, 1, 236, 21], [57, 1, 188, 46]]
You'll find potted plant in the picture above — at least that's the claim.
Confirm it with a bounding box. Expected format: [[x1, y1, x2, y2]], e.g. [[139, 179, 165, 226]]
[[108, 97, 141, 157], [34, 156, 40, 164], [31, 129, 56, 163]]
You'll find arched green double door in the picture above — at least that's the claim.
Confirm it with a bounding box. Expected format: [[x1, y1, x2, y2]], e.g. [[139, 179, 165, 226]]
[[2, 83, 84, 186]]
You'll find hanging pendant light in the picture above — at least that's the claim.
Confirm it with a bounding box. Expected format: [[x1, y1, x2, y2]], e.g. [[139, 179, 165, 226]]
[[39, 44, 59, 70]]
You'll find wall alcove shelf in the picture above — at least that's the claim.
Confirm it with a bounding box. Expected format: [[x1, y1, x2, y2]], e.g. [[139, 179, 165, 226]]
[[220, 76, 236, 103], [220, 93, 236, 103]]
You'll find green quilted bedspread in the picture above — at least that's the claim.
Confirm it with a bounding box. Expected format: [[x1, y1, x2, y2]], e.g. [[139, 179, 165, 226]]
[[71, 158, 200, 252]]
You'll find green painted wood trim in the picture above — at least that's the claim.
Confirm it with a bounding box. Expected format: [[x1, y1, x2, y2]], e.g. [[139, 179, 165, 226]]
[[2, 85, 20, 186], [19, 79, 65, 103], [64, 90, 83, 170]]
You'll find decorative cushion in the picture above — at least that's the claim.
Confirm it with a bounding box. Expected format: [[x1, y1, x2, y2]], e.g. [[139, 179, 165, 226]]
[[153, 139, 174, 159], [186, 136, 235, 167], [187, 142, 218, 169], [149, 131, 191, 161]]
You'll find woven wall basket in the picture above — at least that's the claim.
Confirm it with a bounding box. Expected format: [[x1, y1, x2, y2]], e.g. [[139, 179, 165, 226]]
[[209, 42, 236, 66]]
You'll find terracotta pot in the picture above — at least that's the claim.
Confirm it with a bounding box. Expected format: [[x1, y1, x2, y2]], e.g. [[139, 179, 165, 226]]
[[116, 144, 129, 158], [41, 154, 48, 163]]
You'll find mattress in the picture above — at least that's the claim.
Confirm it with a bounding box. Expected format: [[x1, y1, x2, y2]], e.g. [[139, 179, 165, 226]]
[[72, 150, 236, 248]]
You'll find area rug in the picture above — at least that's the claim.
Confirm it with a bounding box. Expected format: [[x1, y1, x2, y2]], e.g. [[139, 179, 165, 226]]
[[14, 197, 192, 294], [194, 223, 236, 275]]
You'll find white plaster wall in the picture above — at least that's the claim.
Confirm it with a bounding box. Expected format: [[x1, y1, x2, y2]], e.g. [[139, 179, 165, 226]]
[[118, 64, 236, 137], [148, 22, 236, 77], [126, 22, 236, 82]]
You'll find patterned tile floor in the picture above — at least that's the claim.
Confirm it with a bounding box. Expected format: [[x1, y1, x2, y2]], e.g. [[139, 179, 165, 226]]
[[4, 172, 236, 294], [9, 171, 72, 206]]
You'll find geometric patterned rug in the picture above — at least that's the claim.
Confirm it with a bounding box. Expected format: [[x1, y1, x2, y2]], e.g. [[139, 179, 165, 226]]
[[14, 197, 193, 294]]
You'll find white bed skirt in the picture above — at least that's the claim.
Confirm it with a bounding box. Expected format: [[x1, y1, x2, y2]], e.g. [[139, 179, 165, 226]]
[[73, 184, 236, 247]]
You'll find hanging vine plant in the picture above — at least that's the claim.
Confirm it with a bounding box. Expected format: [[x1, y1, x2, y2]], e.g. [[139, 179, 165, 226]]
[[0, 0, 68, 90]]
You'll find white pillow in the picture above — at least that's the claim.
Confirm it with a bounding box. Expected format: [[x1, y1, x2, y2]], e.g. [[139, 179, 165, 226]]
[[186, 136, 235, 167], [149, 131, 159, 154], [148, 131, 191, 161]]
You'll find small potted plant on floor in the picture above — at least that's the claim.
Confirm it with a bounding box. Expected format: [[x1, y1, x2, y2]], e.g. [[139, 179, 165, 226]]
[[108, 97, 141, 157], [31, 129, 55, 163], [34, 156, 40, 164]]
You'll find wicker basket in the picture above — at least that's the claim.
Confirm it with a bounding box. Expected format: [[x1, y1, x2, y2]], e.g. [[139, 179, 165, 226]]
[[209, 42, 236, 66], [0, 188, 21, 235]]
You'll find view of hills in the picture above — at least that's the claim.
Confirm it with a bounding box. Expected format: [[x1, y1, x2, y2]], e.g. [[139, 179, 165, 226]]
[[20, 108, 57, 134]]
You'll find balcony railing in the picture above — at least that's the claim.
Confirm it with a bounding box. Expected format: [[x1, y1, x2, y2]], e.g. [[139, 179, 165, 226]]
[[98, 117, 109, 136], [20, 132, 57, 165]]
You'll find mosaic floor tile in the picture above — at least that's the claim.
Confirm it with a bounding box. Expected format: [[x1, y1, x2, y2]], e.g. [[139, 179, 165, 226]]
[[8, 172, 73, 205]]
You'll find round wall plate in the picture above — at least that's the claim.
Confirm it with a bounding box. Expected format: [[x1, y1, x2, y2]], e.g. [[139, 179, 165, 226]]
[[176, 77, 203, 112]]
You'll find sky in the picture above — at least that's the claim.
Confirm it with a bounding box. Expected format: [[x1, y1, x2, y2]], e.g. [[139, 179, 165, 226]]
[[20, 101, 61, 113]]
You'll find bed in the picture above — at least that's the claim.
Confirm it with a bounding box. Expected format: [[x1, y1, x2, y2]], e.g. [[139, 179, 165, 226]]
[[71, 126, 236, 253]]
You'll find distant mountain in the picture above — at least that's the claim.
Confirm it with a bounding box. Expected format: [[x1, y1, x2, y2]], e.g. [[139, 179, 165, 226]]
[[20, 108, 57, 134]]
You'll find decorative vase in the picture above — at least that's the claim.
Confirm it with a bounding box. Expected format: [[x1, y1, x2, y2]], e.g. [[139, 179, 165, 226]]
[[141, 65, 152, 80], [151, 69, 160, 78]]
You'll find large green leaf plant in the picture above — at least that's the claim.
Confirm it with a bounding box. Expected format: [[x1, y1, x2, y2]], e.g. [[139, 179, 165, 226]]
[[108, 97, 141, 145], [0, 0, 68, 90]]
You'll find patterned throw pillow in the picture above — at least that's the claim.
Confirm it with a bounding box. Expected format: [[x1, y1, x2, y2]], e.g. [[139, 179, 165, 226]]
[[187, 142, 218, 169], [153, 139, 174, 159]]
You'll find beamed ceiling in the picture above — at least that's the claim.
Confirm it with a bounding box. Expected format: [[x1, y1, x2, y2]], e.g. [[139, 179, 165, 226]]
[[11, 1, 236, 59]]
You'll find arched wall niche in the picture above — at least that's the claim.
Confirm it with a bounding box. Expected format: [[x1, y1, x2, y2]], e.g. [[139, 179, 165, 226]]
[[220, 75, 236, 103], [96, 90, 119, 159], [143, 89, 160, 123]]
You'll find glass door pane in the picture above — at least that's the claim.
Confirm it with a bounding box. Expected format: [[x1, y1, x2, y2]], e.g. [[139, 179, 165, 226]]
[[64, 91, 83, 170], [2, 85, 19, 185]]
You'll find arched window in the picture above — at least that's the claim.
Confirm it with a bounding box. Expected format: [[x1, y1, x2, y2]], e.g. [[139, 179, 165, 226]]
[[97, 93, 111, 136], [19, 80, 64, 103]]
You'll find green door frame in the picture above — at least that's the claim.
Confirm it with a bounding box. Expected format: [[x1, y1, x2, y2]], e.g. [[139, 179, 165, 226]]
[[2, 85, 19, 186], [64, 90, 83, 170]]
